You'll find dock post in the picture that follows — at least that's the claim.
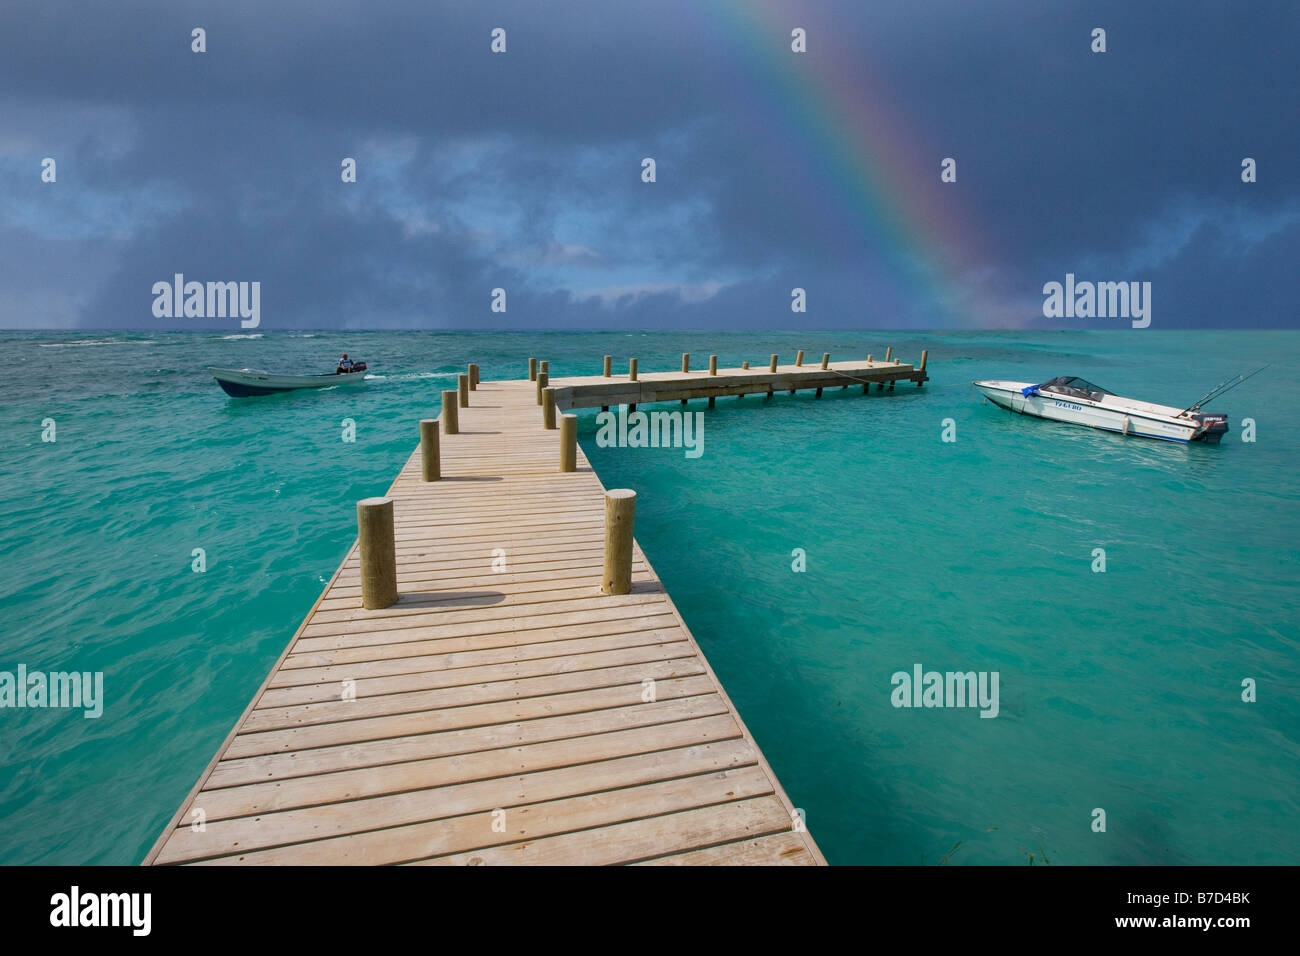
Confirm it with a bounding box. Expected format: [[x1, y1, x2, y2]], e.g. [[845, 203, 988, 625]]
[[867, 354, 873, 363], [629, 358, 638, 381], [535, 371, 548, 405], [709, 355, 717, 375], [815, 388, 823, 399], [419, 419, 440, 482], [528, 358, 537, 381], [796, 349, 804, 366], [708, 396, 716, 408], [560, 414, 577, 472], [601, 490, 637, 596], [682, 353, 690, 373], [539, 360, 549, 377], [468, 364, 479, 390], [741, 361, 750, 370], [769, 354, 778, 373], [458, 374, 469, 407], [885, 347, 892, 363], [441, 390, 459, 434], [543, 387, 557, 429], [917, 350, 928, 386], [603, 355, 612, 377], [357, 497, 397, 610], [821, 353, 830, 369]]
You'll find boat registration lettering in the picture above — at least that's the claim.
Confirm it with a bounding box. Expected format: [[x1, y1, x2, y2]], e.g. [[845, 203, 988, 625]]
[[1053, 400, 1084, 411]]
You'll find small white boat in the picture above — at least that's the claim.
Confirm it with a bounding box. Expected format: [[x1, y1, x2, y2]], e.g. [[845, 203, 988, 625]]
[[973, 376, 1229, 443], [208, 366, 369, 398]]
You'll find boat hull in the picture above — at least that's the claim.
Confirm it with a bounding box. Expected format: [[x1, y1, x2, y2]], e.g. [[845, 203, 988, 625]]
[[208, 367, 368, 397], [972, 380, 1219, 443]]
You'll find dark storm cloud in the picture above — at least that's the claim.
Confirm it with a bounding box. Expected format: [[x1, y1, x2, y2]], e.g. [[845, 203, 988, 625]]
[[0, 0, 1295, 329]]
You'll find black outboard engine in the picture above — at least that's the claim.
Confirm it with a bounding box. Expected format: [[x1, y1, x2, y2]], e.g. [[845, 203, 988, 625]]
[[1190, 412, 1229, 443]]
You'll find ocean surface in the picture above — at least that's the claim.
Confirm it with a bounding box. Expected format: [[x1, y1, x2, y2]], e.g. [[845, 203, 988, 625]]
[[1, 329, 1296, 865]]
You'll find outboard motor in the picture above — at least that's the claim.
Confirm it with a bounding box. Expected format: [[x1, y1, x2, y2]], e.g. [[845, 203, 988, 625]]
[[1190, 412, 1229, 443]]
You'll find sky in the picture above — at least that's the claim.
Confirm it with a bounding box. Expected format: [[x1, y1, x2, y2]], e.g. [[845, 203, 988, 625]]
[[1, 0, 1296, 330]]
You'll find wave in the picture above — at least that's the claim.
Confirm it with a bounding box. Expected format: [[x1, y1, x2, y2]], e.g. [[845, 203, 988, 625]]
[[219, 333, 264, 340], [38, 339, 152, 348], [380, 371, 455, 381]]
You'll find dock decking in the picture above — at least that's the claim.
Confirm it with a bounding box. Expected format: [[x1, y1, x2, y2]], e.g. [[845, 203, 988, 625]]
[[147, 355, 925, 866]]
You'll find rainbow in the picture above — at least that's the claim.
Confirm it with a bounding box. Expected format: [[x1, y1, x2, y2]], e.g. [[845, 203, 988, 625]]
[[702, 1, 1006, 326]]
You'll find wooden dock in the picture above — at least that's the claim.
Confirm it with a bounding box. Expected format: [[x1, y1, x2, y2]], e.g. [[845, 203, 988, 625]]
[[147, 353, 925, 866]]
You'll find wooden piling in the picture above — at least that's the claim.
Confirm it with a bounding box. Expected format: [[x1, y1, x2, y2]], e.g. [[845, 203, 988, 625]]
[[682, 353, 690, 373], [867, 354, 873, 363], [796, 349, 804, 366], [821, 353, 830, 369], [769, 354, 778, 373], [742, 361, 750, 370], [535, 371, 548, 405], [917, 350, 928, 386], [601, 489, 637, 596], [559, 414, 577, 472], [539, 360, 549, 377], [603, 355, 612, 377], [419, 419, 440, 482], [885, 347, 892, 363], [709, 354, 718, 375], [441, 390, 459, 434], [543, 386, 557, 429], [629, 358, 638, 381], [528, 358, 537, 381], [356, 497, 397, 610], [458, 373, 469, 407], [708, 396, 716, 408], [468, 363, 479, 390]]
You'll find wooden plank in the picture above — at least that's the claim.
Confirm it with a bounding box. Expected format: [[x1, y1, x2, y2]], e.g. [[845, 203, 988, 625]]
[[159, 738, 759, 864], [192, 768, 777, 866], [225, 675, 719, 759], [204, 697, 735, 792], [634, 831, 814, 865], [414, 796, 796, 866]]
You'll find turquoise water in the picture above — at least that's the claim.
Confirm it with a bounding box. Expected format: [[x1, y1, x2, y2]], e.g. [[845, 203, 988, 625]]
[[1, 329, 1296, 865]]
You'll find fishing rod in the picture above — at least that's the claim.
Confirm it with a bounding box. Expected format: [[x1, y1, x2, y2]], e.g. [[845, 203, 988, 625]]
[[1180, 365, 1268, 415]]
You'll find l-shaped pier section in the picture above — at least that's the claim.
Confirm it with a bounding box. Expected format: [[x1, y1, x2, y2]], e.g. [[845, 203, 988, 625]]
[[147, 350, 927, 866]]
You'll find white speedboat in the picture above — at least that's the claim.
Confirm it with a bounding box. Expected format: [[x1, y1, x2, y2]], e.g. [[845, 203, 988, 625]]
[[973, 376, 1229, 443], [208, 366, 369, 398]]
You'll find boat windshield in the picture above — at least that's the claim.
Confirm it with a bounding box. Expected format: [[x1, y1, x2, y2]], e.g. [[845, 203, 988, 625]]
[[1039, 377, 1112, 402]]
